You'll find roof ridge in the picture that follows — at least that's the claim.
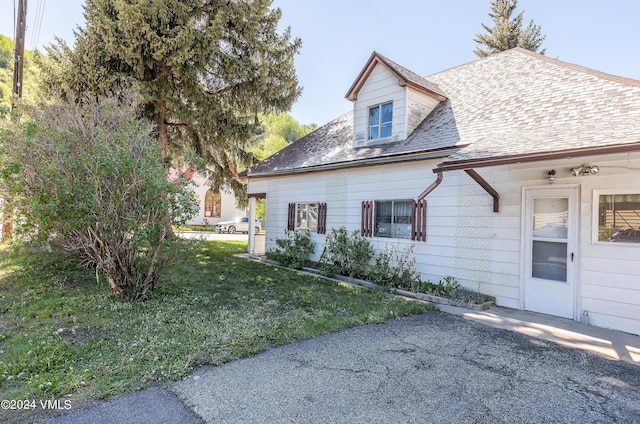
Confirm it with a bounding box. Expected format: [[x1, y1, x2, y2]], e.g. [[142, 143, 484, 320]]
[[346, 51, 446, 101], [427, 48, 640, 89], [513, 48, 640, 88], [375, 52, 447, 98]]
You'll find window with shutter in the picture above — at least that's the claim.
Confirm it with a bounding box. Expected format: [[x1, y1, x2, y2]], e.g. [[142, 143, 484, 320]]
[[361, 199, 426, 241], [288, 202, 327, 234]]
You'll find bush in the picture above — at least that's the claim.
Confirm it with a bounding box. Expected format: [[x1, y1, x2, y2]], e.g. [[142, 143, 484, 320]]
[[369, 244, 422, 289], [267, 229, 315, 269], [321, 227, 374, 278], [0, 92, 197, 300]]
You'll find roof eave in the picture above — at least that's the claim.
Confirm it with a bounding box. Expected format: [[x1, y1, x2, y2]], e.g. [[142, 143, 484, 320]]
[[345, 52, 447, 102], [435, 143, 640, 172], [248, 147, 463, 179]]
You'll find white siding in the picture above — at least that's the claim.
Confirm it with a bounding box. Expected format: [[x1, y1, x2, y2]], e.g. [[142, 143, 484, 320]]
[[248, 151, 640, 335], [483, 153, 640, 335], [575, 153, 640, 335]]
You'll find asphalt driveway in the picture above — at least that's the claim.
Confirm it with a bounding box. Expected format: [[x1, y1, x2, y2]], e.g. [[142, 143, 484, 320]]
[[39, 312, 640, 424]]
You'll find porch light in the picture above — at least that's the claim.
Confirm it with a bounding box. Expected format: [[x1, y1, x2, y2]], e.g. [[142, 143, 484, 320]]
[[547, 169, 556, 184]]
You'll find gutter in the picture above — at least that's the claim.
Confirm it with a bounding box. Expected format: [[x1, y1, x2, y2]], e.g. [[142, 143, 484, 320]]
[[246, 147, 461, 179], [424, 142, 640, 213], [434, 142, 640, 172]]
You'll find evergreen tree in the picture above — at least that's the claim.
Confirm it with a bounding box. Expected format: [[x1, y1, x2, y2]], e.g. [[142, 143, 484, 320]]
[[37, 0, 302, 197], [474, 0, 546, 57]]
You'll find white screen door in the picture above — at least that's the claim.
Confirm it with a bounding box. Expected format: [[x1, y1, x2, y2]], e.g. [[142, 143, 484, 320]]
[[523, 188, 578, 319]]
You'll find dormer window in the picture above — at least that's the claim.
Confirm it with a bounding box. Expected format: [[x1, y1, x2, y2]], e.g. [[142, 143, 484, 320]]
[[368, 101, 393, 140]]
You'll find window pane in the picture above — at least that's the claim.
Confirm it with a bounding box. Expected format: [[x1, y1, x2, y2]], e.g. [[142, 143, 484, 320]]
[[599, 194, 640, 243], [213, 193, 221, 217], [375, 201, 392, 237], [380, 122, 392, 138], [394, 201, 412, 224], [295, 203, 318, 231], [532, 240, 567, 282], [369, 106, 379, 125], [381, 102, 393, 123], [204, 191, 213, 217], [393, 201, 412, 239], [369, 126, 379, 140], [533, 198, 568, 239], [307, 203, 318, 231]]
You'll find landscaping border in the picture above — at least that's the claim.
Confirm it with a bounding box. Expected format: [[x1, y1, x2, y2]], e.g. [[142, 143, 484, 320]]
[[239, 255, 495, 311]]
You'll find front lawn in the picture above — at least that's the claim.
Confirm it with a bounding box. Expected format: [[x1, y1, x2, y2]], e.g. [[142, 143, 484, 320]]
[[0, 240, 434, 422]]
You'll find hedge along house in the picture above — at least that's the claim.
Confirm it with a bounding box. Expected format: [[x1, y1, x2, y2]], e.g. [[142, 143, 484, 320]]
[[243, 48, 640, 335]]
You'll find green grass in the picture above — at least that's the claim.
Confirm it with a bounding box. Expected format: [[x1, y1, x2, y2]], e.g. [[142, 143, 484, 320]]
[[0, 240, 434, 422]]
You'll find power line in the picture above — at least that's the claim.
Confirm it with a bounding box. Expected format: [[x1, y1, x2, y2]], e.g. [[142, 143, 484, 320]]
[[30, 0, 47, 50]]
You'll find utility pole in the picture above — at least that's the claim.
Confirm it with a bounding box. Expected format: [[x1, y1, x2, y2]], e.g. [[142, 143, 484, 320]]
[[3, 0, 27, 241], [11, 0, 27, 116]]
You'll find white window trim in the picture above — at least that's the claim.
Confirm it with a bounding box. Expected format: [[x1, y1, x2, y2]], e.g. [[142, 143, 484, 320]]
[[592, 189, 640, 246]]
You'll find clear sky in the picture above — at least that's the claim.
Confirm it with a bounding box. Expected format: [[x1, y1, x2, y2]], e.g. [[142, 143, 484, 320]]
[[2, 0, 639, 126]]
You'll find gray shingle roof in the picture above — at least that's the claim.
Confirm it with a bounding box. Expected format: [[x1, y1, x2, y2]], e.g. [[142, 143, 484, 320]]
[[429, 48, 640, 165], [246, 48, 640, 177], [245, 108, 461, 176]]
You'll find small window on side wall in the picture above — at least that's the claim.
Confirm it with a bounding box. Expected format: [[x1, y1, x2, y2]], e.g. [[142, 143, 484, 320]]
[[368, 101, 393, 140], [287, 202, 327, 234], [598, 193, 640, 243], [204, 190, 221, 218], [361, 199, 426, 241]]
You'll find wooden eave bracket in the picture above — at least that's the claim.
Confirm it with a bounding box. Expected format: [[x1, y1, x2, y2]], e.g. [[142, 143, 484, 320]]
[[464, 169, 500, 212]]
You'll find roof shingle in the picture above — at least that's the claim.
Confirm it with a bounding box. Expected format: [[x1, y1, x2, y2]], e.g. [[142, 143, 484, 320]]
[[246, 48, 640, 177]]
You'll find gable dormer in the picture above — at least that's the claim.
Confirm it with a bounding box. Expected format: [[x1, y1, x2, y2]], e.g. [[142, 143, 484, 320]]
[[346, 52, 447, 148]]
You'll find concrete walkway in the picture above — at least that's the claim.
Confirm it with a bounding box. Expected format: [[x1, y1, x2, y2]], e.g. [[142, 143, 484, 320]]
[[32, 305, 640, 424], [440, 304, 640, 366]]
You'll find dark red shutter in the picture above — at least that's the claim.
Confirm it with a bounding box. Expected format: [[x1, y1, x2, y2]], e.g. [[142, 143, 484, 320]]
[[287, 203, 295, 231], [317, 202, 327, 234], [411, 199, 427, 242], [361, 201, 373, 237]]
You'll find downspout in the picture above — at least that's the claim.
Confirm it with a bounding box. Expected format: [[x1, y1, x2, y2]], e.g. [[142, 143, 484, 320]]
[[418, 170, 443, 201]]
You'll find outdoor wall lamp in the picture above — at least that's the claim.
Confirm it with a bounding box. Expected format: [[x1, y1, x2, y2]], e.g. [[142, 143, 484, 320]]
[[547, 169, 556, 184], [570, 164, 599, 177]]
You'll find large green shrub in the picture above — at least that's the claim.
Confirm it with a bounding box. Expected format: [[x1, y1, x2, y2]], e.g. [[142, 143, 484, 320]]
[[267, 230, 315, 269], [321, 227, 374, 278], [0, 92, 197, 300], [369, 244, 422, 289]]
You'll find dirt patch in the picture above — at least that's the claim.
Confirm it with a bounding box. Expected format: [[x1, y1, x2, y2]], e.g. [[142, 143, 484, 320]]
[[0, 318, 15, 333], [59, 278, 96, 290], [58, 326, 115, 345]]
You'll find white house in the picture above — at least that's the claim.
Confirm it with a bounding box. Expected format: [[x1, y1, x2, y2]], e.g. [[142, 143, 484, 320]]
[[243, 49, 640, 335], [183, 170, 247, 227]]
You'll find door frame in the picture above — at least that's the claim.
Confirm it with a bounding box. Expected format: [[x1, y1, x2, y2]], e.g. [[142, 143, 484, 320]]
[[520, 185, 580, 320]]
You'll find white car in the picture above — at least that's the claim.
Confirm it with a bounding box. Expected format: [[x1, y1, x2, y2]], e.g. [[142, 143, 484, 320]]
[[215, 217, 262, 234]]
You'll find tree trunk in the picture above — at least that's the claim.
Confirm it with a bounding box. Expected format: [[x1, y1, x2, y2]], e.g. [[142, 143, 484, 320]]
[[157, 104, 176, 239]]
